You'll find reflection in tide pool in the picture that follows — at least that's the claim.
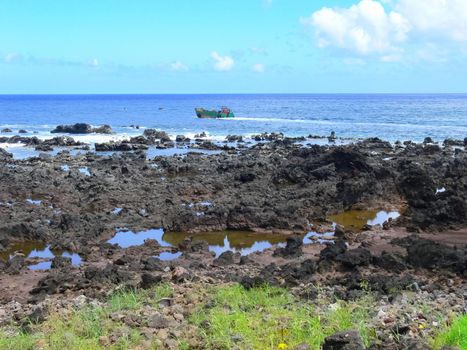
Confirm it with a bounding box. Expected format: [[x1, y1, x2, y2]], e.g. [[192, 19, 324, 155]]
[[0, 241, 82, 270], [157, 251, 182, 261], [108, 228, 171, 248], [328, 210, 400, 230], [163, 231, 288, 257], [107, 210, 400, 258]]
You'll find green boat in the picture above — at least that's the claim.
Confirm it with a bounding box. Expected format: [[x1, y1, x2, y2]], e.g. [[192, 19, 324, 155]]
[[195, 107, 234, 119]]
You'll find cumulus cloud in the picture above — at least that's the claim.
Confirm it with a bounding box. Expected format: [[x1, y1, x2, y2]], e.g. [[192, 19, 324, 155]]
[[304, 0, 467, 59], [169, 61, 188, 71], [396, 0, 467, 42], [211, 51, 235, 71], [303, 0, 410, 55], [252, 63, 265, 73]]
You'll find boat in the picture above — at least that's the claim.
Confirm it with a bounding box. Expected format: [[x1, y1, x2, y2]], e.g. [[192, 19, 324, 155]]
[[195, 107, 234, 119]]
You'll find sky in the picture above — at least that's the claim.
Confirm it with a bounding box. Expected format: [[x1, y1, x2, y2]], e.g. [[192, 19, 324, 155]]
[[1, 0, 467, 94]]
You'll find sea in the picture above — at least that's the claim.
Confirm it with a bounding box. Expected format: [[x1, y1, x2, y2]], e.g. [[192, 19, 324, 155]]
[[1, 94, 467, 145]]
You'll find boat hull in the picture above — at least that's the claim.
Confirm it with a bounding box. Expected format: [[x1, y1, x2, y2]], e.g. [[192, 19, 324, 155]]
[[195, 108, 234, 119]]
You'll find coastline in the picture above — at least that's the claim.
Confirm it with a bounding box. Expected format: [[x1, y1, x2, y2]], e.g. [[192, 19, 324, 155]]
[[0, 127, 466, 349]]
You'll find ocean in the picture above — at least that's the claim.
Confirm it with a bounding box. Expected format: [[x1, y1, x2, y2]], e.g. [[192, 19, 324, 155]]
[[1, 94, 467, 143]]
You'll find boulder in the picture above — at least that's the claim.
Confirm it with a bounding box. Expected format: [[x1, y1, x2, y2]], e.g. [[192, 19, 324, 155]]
[[1, 128, 12, 133], [274, 236, 303, 258], [336, 248, 372, 267]]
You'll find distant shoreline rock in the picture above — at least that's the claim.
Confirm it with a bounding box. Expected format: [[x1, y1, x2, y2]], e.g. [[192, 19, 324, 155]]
[[51, 123, 113, 134]]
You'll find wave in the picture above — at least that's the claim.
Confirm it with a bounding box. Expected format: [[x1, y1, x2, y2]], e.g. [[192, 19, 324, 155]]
[[222, 117, 467, 131]]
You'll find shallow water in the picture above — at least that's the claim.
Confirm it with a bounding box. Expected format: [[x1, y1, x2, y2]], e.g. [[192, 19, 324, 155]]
[[108, 228, 171, 248], [328, 210, 400, 230], [0, 241, 82, 270], [156, 251, 183, 261]]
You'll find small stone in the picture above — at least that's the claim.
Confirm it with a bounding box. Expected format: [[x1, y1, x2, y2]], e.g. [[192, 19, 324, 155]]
[[294, 343, 311, 350]]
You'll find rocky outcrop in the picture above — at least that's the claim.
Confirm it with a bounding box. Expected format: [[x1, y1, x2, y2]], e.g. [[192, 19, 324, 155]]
[[51, 123, 113, 134]]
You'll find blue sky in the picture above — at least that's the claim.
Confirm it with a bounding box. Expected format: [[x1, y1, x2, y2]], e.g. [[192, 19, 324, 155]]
[[1, 0, 467, 93]]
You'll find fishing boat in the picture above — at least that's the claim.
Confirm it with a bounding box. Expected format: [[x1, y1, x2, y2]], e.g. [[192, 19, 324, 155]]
[[195, 107, 234, 119]]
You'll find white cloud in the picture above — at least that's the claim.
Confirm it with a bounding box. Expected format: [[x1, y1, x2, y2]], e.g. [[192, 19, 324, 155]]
[[396, 0, 467, 42], [169, 61, 188, 71], [252, 63, 265, 73], [304, 0, 467, 60], [211, 51, 235, 71], [303, 0, 410, 55]]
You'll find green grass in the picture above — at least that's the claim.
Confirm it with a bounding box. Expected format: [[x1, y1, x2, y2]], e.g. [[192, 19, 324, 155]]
[[0, 283, 173, 350], [0, 282, 464, 350], [190, 284, 376, 350], [433, 314, 467, 350]]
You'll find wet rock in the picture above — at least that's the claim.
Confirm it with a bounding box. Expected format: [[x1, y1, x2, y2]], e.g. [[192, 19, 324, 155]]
[[144, 129, 171, 142], [273, 236, 303, 258], [95, 141, 148, 152], [18, 129, 28, 134], [51, 123, 113, 134], [226, 135, 243, 142], [0, 148, 13, 160], [214, 251, 235, 266], [1, 128, 12, 133], [336, 248, 372, 267], [320, 240, 347, 261], [51, 256, 72, 269], [374, 251, 407, 272], [443, 138, 463, 147], [175, 135, 189, 142], [423, 137, 434, 144], [35, 144, 54, 152], [322, 330, 364, 350]]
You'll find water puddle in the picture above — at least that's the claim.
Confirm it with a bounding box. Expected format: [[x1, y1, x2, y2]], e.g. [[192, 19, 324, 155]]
[[0, 241, 82, 270], [328, 210, 400, 231], [156, 251, 182, 261], [107, 209, 400, 257], [107, 228, 171, 248], [61, 164, 70, 172], [436, 187, 446, 194], [162, 231, 290, 257], [112, 207, 122, 215], [79, 167, 91, 176]]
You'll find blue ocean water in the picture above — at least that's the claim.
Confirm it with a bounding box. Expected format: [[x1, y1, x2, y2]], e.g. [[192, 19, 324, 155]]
[[1, 94, 466, 142]]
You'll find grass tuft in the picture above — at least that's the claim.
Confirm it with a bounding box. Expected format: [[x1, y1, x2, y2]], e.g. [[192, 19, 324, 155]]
[[432, 314, 467, 350], [190, 283, 376, 350]]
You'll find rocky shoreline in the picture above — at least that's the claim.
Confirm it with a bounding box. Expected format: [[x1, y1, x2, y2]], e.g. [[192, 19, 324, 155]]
[[0, 127, 466, 349]]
